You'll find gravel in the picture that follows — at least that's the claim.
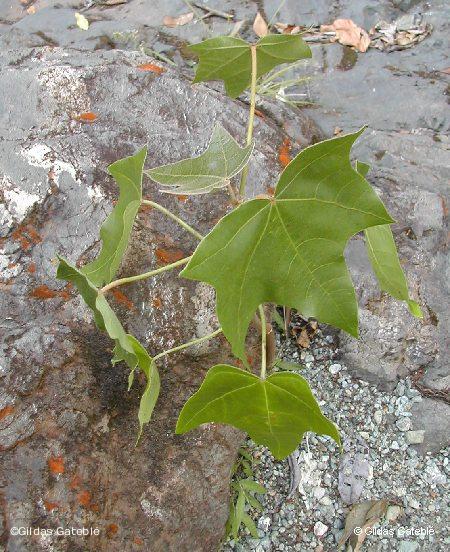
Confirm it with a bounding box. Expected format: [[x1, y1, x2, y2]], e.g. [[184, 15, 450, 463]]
[[222, 323, 449, 551]]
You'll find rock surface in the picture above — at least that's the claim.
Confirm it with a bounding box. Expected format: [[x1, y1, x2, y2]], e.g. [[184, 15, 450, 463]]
[[0, 46, 316, 551]]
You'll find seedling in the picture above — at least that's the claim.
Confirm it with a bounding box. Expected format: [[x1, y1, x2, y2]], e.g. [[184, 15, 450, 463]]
[[57, 34, 421, 458]]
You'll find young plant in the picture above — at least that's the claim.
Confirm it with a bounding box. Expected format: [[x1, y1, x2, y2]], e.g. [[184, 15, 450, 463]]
[[57, 33, 421, 460], [225, 448, 266, 541]]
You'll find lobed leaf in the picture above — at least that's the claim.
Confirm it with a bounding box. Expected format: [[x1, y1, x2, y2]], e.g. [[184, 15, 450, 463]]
[[181, 129, 393, 361], [189, 34, 311, 99], [81, 147, 147, 287], [176, 364, 340, 459], [145, 124, 253, 195], [355, 162, 422, 318], [56, 257, 160, 432]]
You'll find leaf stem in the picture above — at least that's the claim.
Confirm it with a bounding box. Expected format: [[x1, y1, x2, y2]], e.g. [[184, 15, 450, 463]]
[[239, 44, 258, 198], [153, 328, 222, 361], [258, 304, 267, 379], [141, 199, 203, 240], [99, 256, 191, 294]]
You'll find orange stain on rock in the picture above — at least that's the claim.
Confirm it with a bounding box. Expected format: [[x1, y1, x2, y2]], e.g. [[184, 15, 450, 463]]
[[176, 194, 188, 202], [12, 224, 42, 251], [30, 285, 70, 300], [74, 112, 97, 123], [27, 262, 36, 274], [278, 137, 291, 167], [152, 297, 162, 309], [0, 405, 14, 421], [77, 490, 91, 507], [155, 247, 185, 264], [137, 63, 165, 74], [106, 524, 119, 537], [43, 500, 59, 512], [111, 288, 134, 311], [133, 537, 144, 546], [48, 456, 65, 475]]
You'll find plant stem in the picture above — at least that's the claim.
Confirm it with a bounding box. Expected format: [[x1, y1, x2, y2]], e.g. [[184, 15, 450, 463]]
[[239, 44, 258, 198], [258, 304, 267, 379], [141, 199, 203, 241], [153, 328, 222, 361], [100, 256, 191, 294]]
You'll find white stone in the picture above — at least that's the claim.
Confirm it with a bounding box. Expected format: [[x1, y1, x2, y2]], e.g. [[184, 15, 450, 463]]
[[313, 521, 328, 537], [386, 505, 402, 522], [406, 430, 425, 444], [329, 363, 341, 375], [396, 417, 412, 432], [374, 410, 383, 424]]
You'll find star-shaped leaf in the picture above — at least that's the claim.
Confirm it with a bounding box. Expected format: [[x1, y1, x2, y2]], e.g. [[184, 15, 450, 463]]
[[81, 147, 147, 287], [56, 257, 160, 433], [189, 34, 311, 99], [355, 161, 422, 318], [181, 130, 394, 361], [145, 124, 253, 195], [176, 364, 340, 459]]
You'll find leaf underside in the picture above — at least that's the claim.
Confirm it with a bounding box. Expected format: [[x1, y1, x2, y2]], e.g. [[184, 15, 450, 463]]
[[355, 161, 422, 318], [56, 258, 160, 433], [189, 34, 312, 98], [145, 124, 254, 195], [81, 147, 147, 287], [181, 129, 394, 361], [176, 364, 340, 459]]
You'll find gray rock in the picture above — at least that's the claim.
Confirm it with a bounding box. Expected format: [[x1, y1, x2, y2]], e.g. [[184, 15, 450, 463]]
[[396, 417, 412, 432], [406, 430, 426, 445], [0, 46, 317, 551], [410, 399, 450, 453], [398, 541, 420, 552], [338, 451, 370, 504]]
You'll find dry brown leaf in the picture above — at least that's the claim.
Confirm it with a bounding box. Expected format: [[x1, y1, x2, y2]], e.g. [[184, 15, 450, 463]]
[[321, 18, 370, 52], [274, 22, 300, 35], [253, 12, 269, 37], [338, 499, 389, 550], [163, 12, 194, 28], [297, 329, 310, 349]]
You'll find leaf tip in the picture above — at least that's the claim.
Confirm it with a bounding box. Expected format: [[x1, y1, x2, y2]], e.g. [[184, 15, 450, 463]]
[[408, 300, 423, 319]]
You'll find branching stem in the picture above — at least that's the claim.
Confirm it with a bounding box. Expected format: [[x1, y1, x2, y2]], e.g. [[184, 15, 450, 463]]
[[153, 328, 222, 361], [258, 304, 267, 379], [141, 199, 203, 240], [100, 256, 191, 294], [239, 44, 258, 198]]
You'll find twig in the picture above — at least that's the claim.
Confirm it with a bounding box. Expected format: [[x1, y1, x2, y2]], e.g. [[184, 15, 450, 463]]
[[193, 2, 234, 20]]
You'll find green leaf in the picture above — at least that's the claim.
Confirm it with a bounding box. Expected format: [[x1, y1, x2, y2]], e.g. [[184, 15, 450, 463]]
[[240, 478, 266, 494], [242, 513, 259, 538], [181, 130, 393, 361], [238, 448, 253, 462], [244, 492, 264, 512], [81, 147, 147, 286], [56, 258, 160, 431], [271, 309, 285, 333], [225, 500, 235, 538], [176, 364, 340, 459], [274, 360, 304, 371], [189, 34, 311, 99], [355, 162, 423, 318], [145, 124, 253, 195], [232, 489, 245, 538]]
